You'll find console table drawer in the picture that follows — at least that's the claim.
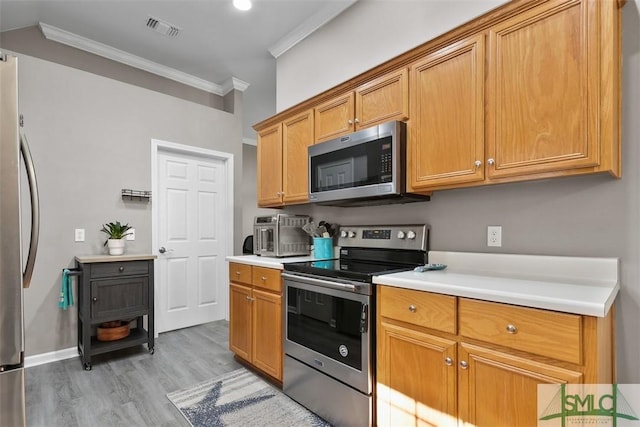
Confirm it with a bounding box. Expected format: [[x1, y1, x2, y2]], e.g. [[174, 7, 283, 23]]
[[90, 261, 149, 278]]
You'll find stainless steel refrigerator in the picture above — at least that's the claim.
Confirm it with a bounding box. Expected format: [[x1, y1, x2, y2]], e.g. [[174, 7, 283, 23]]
[[0, 53, 40, 427]]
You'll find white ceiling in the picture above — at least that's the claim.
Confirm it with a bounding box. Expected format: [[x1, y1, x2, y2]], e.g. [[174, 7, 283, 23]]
[[0, 0, 356, 141]]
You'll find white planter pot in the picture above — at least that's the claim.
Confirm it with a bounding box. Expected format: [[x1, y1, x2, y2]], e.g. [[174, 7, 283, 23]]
[[107, 238, 126, 255]]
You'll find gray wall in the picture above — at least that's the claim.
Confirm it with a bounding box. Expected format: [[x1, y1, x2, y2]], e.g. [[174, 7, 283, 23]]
[[278, 0, 640, 382], [241, 144, 278, 240], [12, 53, 243, 357]]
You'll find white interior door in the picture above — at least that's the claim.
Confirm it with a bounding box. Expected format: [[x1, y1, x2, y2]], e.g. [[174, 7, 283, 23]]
[[155, 145, 231, 333]]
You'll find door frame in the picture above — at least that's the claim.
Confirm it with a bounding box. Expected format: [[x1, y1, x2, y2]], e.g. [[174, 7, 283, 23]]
[[151, 139, 234, 335]]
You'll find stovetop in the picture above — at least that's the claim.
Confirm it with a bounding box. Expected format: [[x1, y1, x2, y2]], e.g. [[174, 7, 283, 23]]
[[283, 224, 429, 284]]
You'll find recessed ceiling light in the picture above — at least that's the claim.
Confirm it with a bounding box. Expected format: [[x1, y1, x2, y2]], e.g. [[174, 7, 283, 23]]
[[233, 0, 252, 11]]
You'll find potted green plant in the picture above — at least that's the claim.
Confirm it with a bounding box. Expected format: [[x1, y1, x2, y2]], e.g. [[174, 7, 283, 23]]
[[101, 221, 133, 255]]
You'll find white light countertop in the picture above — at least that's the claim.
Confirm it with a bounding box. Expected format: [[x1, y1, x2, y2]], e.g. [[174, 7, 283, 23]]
[[226, 254, 319, 270], [372, 251, 619, 317], [75, 253, 157, 263]]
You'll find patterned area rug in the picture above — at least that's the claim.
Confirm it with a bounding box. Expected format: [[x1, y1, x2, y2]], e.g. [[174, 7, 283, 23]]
[[167, 368, 331, 427]]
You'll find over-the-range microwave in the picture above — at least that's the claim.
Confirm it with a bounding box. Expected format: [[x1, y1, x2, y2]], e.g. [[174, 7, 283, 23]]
[[308, 120, 430, 207]]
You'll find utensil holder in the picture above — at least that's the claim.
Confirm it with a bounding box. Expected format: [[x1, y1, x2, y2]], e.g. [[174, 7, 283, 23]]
[[313, 237, 333, 259]]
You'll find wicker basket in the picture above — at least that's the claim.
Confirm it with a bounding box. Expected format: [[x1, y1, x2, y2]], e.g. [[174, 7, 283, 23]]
[[97, 320, 130, 341]]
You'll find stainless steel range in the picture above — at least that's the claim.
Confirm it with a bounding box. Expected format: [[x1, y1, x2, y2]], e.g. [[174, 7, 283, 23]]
[[282, 224, 429, 426]]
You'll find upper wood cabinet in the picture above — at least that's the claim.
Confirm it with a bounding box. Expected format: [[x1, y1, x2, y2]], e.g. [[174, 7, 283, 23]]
[[256, 110, 314, 207], [282, 110, 314, 204], [408, 35, 485, 191], [256, 123, 283, 207], [314, 68, 409, 143], [485, 0, 621, 180]]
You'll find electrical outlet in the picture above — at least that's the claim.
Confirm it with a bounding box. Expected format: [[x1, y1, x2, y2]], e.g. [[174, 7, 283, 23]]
[[487, 225, 502, 247], [126, 228, 135, 241], [75, 228, 85, 242]]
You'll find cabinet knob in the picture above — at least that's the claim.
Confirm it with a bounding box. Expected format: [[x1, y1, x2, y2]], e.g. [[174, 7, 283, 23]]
[[474, 160, 482, 168], [444, 357, 453, 366], [347, 119, 353, 125], [408, 305, 417, 313], [235, 271, 241, 276], [354, 118, 359, 124], [118, 266, 125, 272], [459, 360, 469, 369], [487, 158, 495, 166], [261, 276, 267, 281], [245, 295, 255, 302], [506, 324, 518, 334], [92, 297, 97, 302]]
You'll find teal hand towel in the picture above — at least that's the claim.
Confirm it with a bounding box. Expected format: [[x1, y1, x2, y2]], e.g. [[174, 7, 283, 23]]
[[59, 268, 74, 310]]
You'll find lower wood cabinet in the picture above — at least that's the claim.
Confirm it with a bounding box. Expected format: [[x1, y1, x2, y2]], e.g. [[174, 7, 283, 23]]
[[228, 262, 282, 381], [377, 285, 614, 427]]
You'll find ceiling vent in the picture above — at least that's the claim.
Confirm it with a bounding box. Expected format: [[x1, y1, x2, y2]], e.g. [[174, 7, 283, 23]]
[[146, 16, 181, 37]]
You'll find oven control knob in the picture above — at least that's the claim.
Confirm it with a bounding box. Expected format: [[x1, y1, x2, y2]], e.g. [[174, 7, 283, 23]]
[[348, 231, 357, 238], [340, 230, 348, 238], [407, 230, 417, 240], [397, 231, 406, 239]]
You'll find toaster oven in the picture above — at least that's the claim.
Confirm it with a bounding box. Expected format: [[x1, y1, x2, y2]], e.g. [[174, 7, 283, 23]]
[[253, 214, 310, 257]]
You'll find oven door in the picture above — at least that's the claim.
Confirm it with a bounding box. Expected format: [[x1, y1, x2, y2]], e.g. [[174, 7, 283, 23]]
[[283, 273, 373, 394]]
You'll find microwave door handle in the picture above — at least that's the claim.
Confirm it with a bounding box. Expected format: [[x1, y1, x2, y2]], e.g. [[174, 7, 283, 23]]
[[20, 133, 39, 289]]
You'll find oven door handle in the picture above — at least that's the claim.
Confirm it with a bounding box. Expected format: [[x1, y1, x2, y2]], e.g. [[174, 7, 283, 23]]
[[281, 272, 359, 292]]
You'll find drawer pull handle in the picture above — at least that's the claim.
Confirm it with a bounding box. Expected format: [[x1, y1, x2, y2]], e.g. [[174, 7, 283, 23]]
[[506, 324, 518, 334], [444, 357, 453, 366], [235, 271, 241, 275], [119, 266, 125, 272], [261, 276, 267, 281], [408, 305, 417, 313], [459, 360, 469, 369]]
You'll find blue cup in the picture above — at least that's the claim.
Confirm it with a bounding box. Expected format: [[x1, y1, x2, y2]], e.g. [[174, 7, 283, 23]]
[[313, 237, 333, 259]]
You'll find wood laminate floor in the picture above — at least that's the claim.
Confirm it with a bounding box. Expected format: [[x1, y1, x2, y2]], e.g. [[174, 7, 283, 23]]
[[25, 320, 242, 427]]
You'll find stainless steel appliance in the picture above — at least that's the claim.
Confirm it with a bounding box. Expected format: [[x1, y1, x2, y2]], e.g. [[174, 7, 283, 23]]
[[308, 121, 430, 207], [253, 214, 310, 257], [282, 224, 428, 426], [0, 53, 40, 427]]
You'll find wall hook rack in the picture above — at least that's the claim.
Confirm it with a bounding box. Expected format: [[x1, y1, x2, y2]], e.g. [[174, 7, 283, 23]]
[[121, 189, 151, 202]]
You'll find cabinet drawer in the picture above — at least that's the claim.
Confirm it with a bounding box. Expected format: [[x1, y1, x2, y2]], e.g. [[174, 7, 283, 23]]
[[458, 298, 582, 364], [252, 266, 281, 293], [90, 277, 149, 322], [379, 286, 456, 334], [229, 262, 252, 285], [90, 261, 149, 279]]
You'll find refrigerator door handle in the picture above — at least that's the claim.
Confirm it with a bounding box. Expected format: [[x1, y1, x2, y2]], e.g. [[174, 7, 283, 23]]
[[20, 133, 39, 289]]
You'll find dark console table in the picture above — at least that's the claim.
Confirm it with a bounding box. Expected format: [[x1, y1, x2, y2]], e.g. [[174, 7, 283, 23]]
[[75, 254, 156, 370]]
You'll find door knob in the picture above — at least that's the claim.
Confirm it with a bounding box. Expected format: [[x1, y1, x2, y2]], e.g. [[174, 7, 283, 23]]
[[159, 247, 166, 253]]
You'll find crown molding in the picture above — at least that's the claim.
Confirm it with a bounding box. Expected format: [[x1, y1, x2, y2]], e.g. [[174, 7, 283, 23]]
[[268, 0, 358, 58], [38, 22, 248, 95], [221, 76, 250, 95]]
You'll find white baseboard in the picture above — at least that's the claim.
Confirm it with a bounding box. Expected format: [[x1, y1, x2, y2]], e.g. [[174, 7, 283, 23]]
[[24, 346, 78, 368]]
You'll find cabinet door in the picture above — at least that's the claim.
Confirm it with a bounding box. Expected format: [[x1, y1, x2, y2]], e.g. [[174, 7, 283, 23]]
[[252, 289, 282, 380], [408, 34, 485, 191], [229, 283, 252, 361], [282, 110, 313, 204], [314, 92, 355, 143], [377, 320, 457, 427], [257, 123, 283, 207], [458, 342, 582, 427], [90, 277, 149, 322], [355, 68, 408, 130], [486, 0, 599, 179]]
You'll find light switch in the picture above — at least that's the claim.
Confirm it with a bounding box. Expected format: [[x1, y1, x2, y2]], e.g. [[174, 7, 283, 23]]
[[75, 228, 85, 242]]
